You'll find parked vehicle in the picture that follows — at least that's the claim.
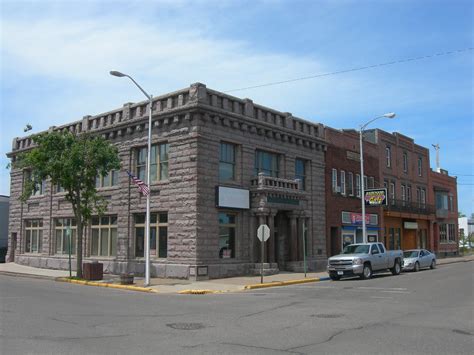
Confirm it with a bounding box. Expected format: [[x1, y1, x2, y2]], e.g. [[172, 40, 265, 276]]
[[402, 249, 436, 272], [327, 243, 403, 280]]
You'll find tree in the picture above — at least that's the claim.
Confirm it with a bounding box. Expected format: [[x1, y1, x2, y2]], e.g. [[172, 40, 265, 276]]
[[16, 131, 121, 278], [458, 211, 466, 218]]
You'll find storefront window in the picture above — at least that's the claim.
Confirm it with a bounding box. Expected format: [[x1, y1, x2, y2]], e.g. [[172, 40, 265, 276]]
[[25, 219, 43, 253], [55, 218, 76, 255], [219, 212, 236, 258], [91, 216, 117, 257]]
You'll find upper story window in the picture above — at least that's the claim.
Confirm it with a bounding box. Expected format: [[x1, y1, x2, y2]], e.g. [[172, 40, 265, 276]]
[[436, 192, 449, 210], [448, 195, 454, 211], [340, 171, 346, 195], [255, 150, 279, 177], [332, 169, 338, 193], [386, 146, 391, 168], [136, 143, 169, 182], [347, 172, 354, 196], [389, 182, 395, 205], [363, 175, 368, 190], [25, 219, 43, 253], [402, 152, 408, 173], [295, 159, 306, 190], [401, 184, 406, 202], [96, 170, 119, 188], [24, 170, 45, 196], [368, 177, 375, 189], [418, 157, 423, 176], [219, 142, 236, 181]]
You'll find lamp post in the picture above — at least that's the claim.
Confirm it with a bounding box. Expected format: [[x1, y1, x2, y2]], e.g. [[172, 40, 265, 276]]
[[359, 112, 396, 243], [110, 70, 152, 286]]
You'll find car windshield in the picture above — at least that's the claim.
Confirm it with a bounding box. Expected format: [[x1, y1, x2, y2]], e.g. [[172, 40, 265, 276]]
[[342, 245, 369, 254], [404, 251, 419, 258]]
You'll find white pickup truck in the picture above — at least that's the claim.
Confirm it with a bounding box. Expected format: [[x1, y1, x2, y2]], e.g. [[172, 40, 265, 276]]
[[327, 243, 403, 280]]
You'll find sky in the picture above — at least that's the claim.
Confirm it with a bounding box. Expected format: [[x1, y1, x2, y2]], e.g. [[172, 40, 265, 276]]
[[1, 0, 473, 215]]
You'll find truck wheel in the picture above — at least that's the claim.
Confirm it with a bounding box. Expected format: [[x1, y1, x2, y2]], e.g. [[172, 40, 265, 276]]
[[329, 274, 341, 281], [360, 264, 372, 280], [430, 260, 436, 269], [414, 262, 420, 272], [391, 260, 401, 275]]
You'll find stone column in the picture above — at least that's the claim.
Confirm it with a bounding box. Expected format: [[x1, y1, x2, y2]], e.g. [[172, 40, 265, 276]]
[[267, 212, 276, 263], [289, 213, 298, 261], [297, 215, 305, 261]]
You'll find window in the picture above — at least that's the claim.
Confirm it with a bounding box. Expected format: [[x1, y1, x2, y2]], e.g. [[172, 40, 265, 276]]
[[386, 146, 391, 167], [418, 157, 422, 176], [347, 172, 354, 196], [371, 244, 379, 254], [448, 195, 454, 211], [255, 150, 279, 177], [25, 220, 43, 253], [91, 216, 117, 257], [295, 159, 306, 190], [219, 212, 236, 258], [56, 184, 65, 193], [368, 177, 375, 189], [403, 152, 408, 173], [332, 169, 338, 192], [24, 170, 45, 196], [389, 182, 395, 205], [401, 184, 406, 206], [448, 224, 456, 242], [96, 170, 119, 188], [355, 174, 361, 197], [135, 213, 168, 258], [407, 185, 412, 203], [340, 171, 346, 195], [55, 218, 76, 255], [439, 224, 447, 242], [420, 188, 426, 208], [364, 175, 368, 190], [219, 142, 236, 181], [136, 143, 169, 182], [436, 192, 448, 210]]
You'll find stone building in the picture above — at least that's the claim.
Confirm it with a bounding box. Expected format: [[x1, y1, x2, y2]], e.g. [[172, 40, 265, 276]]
[[6, 83, 327, 279]]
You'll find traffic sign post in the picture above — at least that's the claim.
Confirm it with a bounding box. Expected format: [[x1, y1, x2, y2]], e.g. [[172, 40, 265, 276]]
[[257, 224, 270, 284]]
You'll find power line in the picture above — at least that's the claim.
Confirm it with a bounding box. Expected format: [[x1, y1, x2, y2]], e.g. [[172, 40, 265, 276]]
[[225, 47, 473, 93]]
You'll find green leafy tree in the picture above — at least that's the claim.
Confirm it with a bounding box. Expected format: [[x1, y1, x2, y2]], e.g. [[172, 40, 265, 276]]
[[15, 131, 121, 278]]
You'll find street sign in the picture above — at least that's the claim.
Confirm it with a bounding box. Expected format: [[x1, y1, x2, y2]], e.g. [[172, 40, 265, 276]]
[[257, 224, 270, 242]]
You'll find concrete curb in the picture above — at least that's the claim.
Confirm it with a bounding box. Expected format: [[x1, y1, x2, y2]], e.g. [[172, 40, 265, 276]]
[[56, 277, 158, 293], [244, 277, 320, 290]]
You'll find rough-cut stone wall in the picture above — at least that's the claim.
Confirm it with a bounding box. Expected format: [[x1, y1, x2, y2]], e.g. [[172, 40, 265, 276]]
[[7, 82, 328, 279]]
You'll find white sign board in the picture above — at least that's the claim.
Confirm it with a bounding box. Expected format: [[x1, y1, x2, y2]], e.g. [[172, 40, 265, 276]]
[[216, 186, 250, 209], [257, 224, 270, 242]]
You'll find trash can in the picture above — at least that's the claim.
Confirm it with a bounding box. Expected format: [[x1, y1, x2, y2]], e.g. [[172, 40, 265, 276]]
[[83, 261, 103, 280]]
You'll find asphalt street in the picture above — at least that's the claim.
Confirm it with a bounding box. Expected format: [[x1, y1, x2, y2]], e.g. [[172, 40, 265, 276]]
[[1, 262, 473, 355]]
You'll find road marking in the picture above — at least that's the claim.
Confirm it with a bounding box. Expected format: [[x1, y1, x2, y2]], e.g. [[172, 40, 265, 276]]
[[357, 287, 408, 291]]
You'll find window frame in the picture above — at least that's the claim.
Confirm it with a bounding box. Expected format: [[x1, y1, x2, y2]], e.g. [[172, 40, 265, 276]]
[[54, 218, 77, 255], [24, 219, 43, 253], [403, 152, 408, 173], [386, 146, 391, 168], [219, 142, 236, 182], [340, 170, 346, 196], [136, 143, 169, 183], [347, 172, 354, 196], [134, 212, 168, 258], [90, 216, 118, 257], [218, 212, 237, 259], [295, 158, 306, 190], [332, 168, 338, 193], [255, 150, 280, 178]]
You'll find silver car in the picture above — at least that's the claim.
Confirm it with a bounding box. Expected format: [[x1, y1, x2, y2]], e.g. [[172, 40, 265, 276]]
[[402, 249, 436, 272]]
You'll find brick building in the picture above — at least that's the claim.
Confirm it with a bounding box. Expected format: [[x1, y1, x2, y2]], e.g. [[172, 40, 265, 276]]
[[6, 83, 328, 279], [325, 128, 382, 256], [363, 130, 434, 251], [429, 169, 459, 256]]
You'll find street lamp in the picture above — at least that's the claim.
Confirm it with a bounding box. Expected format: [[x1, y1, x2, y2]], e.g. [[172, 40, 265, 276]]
[[110, 70, 153, 286], [359, 112, 396, 243]]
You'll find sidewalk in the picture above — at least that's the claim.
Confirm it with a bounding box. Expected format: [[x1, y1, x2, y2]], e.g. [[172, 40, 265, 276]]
[[1, 254, 472, 294]]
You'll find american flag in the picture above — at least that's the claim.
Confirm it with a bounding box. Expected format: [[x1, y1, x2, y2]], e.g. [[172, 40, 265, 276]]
[[126, 170, 150, 196]]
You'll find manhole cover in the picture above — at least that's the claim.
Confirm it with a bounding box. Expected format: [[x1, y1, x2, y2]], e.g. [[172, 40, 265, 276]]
[[166, 323, 205, 330], [312, 314, 344, 319]]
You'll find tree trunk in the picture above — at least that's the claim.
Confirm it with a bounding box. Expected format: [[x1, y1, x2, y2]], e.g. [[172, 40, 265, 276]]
[[76, 215, 83, 278]]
